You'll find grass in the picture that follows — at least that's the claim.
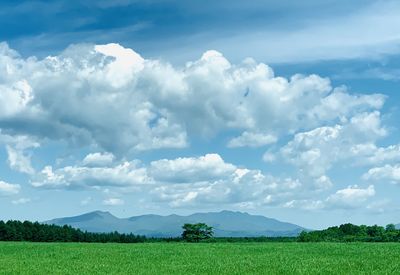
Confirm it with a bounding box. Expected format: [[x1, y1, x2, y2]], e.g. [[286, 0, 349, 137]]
[[1, 242, 400, 274]]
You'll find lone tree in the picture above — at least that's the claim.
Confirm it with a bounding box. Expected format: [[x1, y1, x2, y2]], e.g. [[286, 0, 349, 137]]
[[181, 223, 213, 242]]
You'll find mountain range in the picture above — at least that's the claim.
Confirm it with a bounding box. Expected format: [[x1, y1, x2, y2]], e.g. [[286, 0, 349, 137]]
[[45, 210, 306, 237]]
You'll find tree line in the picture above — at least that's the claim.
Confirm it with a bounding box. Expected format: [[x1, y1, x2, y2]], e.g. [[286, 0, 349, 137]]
[[1, 220, 399, 243], [0, 220, 146, 243], [298, 223, 400, 242]]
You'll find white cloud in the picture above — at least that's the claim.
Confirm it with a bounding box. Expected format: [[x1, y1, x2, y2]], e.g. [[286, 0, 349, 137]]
[[0, 180, 20, 196], [284, 185, 376, 211], [0, 80, 33, 117], [12, 198, 31, 205], [31, 161, 151, 189], [314, 175, 333, 190], [308, 88, 385, 122], [227, 131, 277, 148], [280, 111, 387, 179], [363, 164, 400, 184], [149, 154, 236, 183], [151, 156, 303, 208], [351, 144, 400, 166], [262, 151, 276, 163], [27, 150, 385, 211], [94, 43, 144, 88], [0, 42, 385, 155], [103, 197, 124, 206], [32, 153, 306, 209], [0, 43, 188, 154], [82, 152, 115, 167], [283, 199, 325, 211], [0, 133, 39, 175], [6, 145, 35, 175], [326, 185, 375, 209]]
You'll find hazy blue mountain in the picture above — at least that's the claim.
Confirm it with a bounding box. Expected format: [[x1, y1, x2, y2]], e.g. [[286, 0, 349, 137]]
[[45, 210, 305, 237], [396, 224, 400, 230]]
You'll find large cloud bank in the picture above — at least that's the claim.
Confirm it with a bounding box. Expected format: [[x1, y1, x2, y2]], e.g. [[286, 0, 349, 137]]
[[0, 42, 398, 211], [0, 42, 385, 153]]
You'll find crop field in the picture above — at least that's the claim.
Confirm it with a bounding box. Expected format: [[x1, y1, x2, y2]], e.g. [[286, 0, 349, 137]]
[[1, 242, 400, 274]]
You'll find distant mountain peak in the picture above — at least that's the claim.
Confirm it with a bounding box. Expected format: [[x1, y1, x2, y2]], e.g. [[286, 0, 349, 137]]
[[219, 210, 247, 214], [45, 210, 117, 225], [91, 210, 114, 216], [77, 210, 114, 218]]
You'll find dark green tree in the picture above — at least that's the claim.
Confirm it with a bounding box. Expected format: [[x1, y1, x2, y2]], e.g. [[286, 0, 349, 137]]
[[386, 224, 396, 232], [182, 223, 213, 242], [297, 223, 400, 242]]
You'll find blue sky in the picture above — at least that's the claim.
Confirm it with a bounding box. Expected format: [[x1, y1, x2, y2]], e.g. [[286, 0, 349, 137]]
[[0, 0, 399, 229]]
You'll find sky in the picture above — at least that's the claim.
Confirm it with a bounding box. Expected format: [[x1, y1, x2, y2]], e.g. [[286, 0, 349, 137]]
[[0, 0, 399, 229]]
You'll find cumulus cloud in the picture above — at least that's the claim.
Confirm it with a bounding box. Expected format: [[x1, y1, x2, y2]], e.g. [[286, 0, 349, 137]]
[[0, 79, 33, 117], [284, 185, 376, 210], [149, 154, 236, 183], [314, 175, 333, 190], [280, 111, 387, 179], [152, 174, 302, 208], [31, 161, 151, 189], [0, 42, 188, 154], [227, 131, 277, 148], [0, 42, 386, 155], [103, 197, 124, 206], [283, 199, 325, 211], [31, 153, 305, 208], [363, 164, 400, 184], [150, 155, 302, 208], [82, 152, 115, 167], [25, 149, 387, 211], [0, 133, 39, 174], [0, 180, 20, 196], [262, 151, 276, 163], [351, 144, 400, 166], [326, 185, 375, 209], [94, 43, 144, 88], [6, 145, 35, 174]]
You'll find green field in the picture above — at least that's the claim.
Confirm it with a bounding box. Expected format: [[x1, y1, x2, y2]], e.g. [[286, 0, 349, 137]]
[[1, 242, 400, 274]]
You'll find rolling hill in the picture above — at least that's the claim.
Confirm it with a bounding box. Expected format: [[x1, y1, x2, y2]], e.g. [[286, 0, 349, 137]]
[[46, 210, 305, 237]]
